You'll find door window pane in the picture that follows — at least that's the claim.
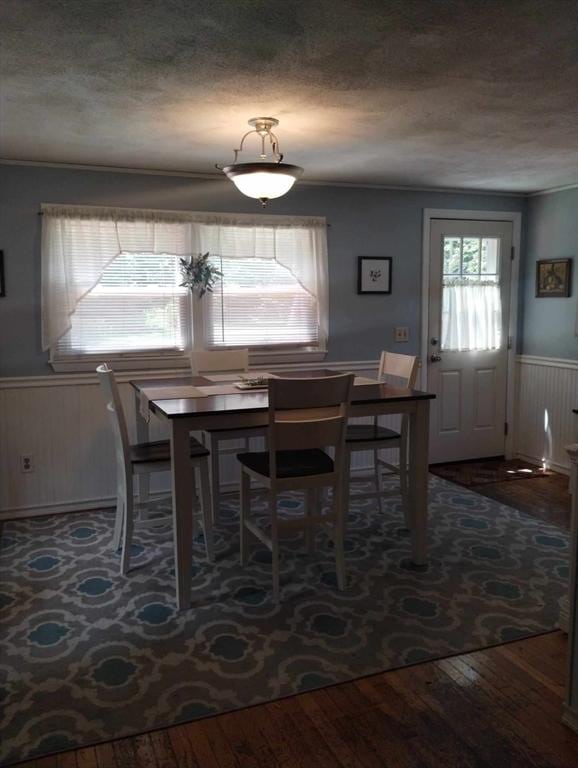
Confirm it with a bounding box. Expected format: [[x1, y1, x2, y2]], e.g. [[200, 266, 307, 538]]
[[443, 237, 462, 274], [441, 236, 502, 352], [462, 238, 480, 274]]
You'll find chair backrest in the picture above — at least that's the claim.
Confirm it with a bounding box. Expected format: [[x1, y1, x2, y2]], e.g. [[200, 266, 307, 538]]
[[378, 352, 419, 388], [267, 374, 354, 478], [96, 364, 131, 478], [190, 348, 249, 376]]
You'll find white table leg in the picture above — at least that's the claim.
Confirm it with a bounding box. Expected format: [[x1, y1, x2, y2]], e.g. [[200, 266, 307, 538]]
[[408, 399, 430, 566], [135, 390, 151, 504], [170, 420, 194, 610]]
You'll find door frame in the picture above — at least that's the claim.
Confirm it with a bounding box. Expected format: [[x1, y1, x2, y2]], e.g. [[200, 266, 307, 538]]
[[421, 208, 522, 460]]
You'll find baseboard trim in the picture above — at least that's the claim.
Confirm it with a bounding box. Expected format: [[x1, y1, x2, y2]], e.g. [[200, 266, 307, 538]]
[[562, 706, 578, 735], [513, 451, 570, 476], [0, 464, 383, 522]]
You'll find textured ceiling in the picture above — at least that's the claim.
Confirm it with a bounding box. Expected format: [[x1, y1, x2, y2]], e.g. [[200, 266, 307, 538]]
[[1, 0, 577, 192]]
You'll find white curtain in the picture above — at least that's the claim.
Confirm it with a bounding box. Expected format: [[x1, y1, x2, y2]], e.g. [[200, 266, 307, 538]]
[[193, 212, 329, 349], [41, 205, 195, 351], [41, 205, 328, 352], [441, 280, 502, 352]]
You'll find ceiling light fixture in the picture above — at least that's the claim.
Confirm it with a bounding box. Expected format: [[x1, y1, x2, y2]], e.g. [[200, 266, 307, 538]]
[[217, 117, 303, 207]]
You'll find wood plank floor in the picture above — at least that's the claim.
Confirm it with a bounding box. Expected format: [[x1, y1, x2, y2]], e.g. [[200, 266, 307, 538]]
[[432, 459, 571, 531], [22, 633, 578, 768], [20, 469, 576, 768]]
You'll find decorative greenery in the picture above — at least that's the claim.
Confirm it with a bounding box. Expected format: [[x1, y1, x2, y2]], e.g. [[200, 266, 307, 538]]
[[179, 252, 222, 297]]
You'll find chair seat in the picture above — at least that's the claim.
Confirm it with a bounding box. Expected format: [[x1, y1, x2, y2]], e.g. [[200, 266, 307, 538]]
[[346, 424, 401, 443], [238, 449, 334, 479], [130, 437, 209, 464]]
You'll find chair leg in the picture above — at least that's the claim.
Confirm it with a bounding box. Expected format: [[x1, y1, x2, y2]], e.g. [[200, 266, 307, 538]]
[[342, 449, 351, 535], [373, 447, 384, 513], [208, 437, 221, 525], [305, 489, 317, 553], [333, 483, 346, 591], [198, 460, 214, 562], [112, 494, 123, 551], [240, 470, 250, 566], [271, 493, 280, 603], [399, 432, 410, 528], [120, 489, 134, 576]]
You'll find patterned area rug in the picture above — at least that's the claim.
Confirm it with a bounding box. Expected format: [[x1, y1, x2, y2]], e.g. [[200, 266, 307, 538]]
[[430, 458, 554, 488], [0, 476, 569, 765]]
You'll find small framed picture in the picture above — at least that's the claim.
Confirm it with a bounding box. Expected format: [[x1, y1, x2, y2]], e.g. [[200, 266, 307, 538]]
[[535, 258, 572, 298], [0, 251, 4, 297], [358, 256, 392, 294]]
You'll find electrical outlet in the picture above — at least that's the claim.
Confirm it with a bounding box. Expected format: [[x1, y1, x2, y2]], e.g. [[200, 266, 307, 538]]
[[395, 326, 409, 342], [20, 454, 34, 473]]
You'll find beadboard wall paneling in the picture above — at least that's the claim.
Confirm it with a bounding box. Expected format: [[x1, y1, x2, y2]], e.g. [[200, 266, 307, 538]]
[[514, 355, 578, 474], [0, 361, 395, 519]]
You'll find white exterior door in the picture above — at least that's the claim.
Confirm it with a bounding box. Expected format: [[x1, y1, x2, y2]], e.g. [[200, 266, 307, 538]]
[[427, 219, 513, 463]]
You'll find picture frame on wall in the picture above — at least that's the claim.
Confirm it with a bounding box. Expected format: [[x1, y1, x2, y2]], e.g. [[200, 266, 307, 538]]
[[0, 251, 4, 297], [358, 256, 392, 294], [535, 258, 572, 298]]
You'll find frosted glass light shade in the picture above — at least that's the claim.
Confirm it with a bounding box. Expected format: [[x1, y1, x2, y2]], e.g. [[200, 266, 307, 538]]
[[223, 162, 303, 203]]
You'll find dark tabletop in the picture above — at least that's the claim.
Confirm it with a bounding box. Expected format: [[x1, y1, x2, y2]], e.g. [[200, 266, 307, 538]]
[[131, 369, 435, 420]]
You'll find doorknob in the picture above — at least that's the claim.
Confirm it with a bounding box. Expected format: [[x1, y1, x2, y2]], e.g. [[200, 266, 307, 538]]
[[430, 337, 439, 346], [430, 354, 442, 362]]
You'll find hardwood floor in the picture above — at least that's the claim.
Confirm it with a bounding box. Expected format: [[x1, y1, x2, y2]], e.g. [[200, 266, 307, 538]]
[[22, 633, 578, 768], [20, 470, 575, 768], [432, 459, 571, 530]]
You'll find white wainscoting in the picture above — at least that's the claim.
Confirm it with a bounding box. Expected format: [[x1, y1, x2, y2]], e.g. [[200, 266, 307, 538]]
[[0, 360, 399, 520], [514, 355, 578, 474]]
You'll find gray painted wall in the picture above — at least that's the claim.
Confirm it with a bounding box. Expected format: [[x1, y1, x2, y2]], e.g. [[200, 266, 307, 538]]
[[521, 188, 578, 359], [0, 164, 525, 377]]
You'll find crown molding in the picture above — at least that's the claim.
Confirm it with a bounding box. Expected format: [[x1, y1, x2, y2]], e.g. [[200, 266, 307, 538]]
[[527, 181, 578, 197], [0, 158, 527, 197]]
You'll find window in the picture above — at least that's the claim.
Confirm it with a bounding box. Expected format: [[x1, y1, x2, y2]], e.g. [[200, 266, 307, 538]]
[[199, 223, 325, 350], [54, 252, 189, 358], [441, 236, 502, 352], [41, 206, 328, 369]]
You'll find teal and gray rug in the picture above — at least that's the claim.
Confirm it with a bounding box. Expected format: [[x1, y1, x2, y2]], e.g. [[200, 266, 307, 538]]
[[0, 476, 569, 765]]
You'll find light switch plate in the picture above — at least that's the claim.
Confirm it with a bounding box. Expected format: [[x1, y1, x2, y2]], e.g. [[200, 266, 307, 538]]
[[395, 326, 409, 342]]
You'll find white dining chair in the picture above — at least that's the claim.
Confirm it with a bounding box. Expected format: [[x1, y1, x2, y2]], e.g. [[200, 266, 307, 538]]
[[96, 364, 213, 574], [190, 348, 268, 523], [344, 352, 419, 525], [237, 373, 354, 602]]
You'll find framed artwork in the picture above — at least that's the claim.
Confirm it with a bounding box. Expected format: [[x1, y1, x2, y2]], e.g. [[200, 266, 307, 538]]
[[535, 258, 572, 298], [358, 256, 392, 294], [0, 251, 4, 297]]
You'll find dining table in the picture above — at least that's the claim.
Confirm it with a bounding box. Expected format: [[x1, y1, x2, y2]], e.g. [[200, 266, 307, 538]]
[[131, 369, 435, 610]]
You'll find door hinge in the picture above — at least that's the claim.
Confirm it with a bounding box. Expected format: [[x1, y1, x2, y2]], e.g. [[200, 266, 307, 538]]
[[504, 421, 509, 436], [511, 246, 515, 260], [507, 335, 513, 350]]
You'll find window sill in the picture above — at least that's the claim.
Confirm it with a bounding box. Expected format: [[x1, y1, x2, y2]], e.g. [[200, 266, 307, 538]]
[[50, 348, 328, 374], [50, 355, 191, 374]]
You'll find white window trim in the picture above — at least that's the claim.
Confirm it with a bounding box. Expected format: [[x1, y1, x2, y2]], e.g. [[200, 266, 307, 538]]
[[49, 347, 327, 373]]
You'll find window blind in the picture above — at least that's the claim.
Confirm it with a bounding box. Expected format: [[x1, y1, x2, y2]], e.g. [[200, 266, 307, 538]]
[[55, 251, 189, 357], [206, 256, 318, 347], [201, 225, 323, 349]]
